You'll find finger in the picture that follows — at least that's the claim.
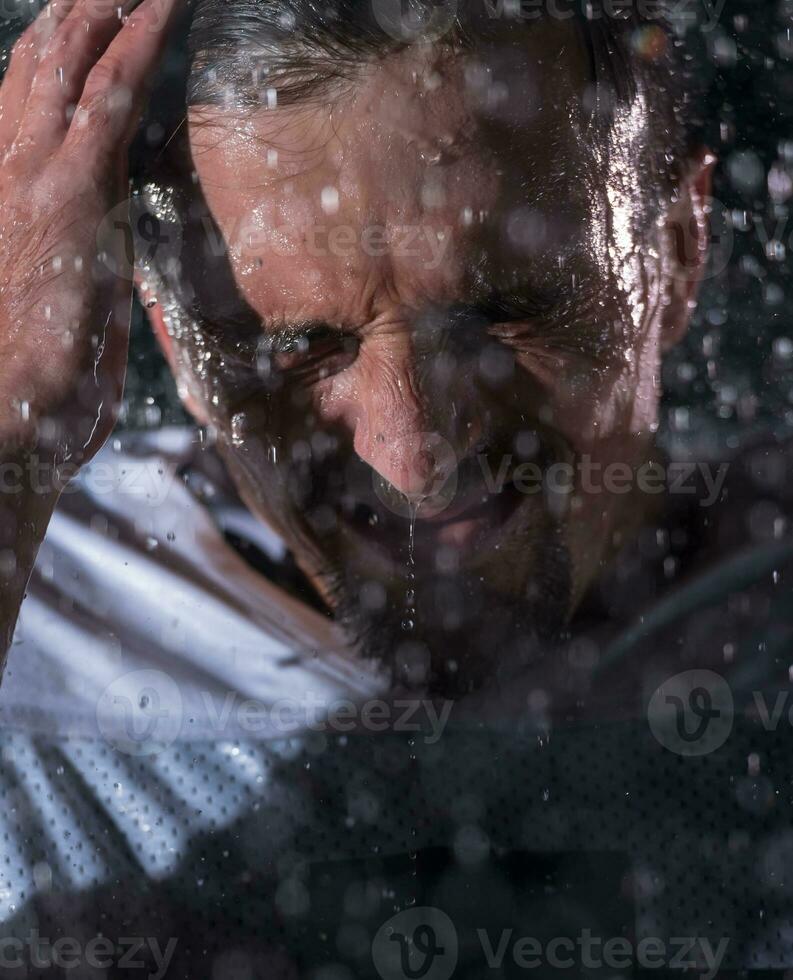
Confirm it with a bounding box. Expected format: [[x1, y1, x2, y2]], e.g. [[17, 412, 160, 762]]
[[0, 0, 76, 156], [62, 0, 180, 164], [19, 0, 143, 153]]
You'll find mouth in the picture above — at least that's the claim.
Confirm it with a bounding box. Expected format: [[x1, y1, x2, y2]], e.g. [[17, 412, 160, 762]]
[[335, 476, 528, 563], [300, 430, 569, 574]]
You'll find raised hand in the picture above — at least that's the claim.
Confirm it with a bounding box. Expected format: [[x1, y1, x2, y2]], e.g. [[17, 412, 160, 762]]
[[0, 0, 181, 653], [0, 0, 180, 459]]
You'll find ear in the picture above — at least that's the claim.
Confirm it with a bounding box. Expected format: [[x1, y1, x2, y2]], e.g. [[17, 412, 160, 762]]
[[137, 276, 210, 426], [661, 147, 717, 352]]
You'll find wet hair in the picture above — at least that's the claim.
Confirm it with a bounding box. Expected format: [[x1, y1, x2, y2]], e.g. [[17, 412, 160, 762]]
[[182, 0, 707, 176]]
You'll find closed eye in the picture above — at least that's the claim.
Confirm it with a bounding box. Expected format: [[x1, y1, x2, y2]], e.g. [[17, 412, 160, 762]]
[[487, 318, 611, 363], [198, 315, 360, 385], [268, 327, 359, 382]]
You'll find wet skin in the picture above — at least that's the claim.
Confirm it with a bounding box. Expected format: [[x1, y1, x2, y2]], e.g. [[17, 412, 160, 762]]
[[145, 20, 712, 678], [0, 0, 183, 655]]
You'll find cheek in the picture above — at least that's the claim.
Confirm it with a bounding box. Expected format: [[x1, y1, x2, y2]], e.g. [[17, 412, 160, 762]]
[[534, 351, 662, 448], [507, 322, 661, 449]]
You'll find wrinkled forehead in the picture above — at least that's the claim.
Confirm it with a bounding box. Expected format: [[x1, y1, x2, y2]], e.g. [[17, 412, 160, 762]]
[[181, 19, 650, 323]]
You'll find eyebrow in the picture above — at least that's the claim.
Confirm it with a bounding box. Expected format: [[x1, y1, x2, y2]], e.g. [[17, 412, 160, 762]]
[[195, 280, 565, 358], [467, 284, 565, 322]]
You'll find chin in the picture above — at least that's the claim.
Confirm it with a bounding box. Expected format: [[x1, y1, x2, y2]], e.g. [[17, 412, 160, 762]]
[[327, 533, 573, 693], [267, 471, 574, 690]]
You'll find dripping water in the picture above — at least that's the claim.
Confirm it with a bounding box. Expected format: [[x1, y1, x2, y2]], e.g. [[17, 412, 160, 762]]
[[401, 496, 423, 632]]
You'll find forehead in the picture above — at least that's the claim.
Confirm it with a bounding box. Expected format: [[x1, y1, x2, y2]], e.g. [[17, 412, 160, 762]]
[[185, 20, 625, 326]]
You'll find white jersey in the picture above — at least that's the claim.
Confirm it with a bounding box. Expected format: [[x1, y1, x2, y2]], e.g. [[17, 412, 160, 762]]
[[0, 428, 387, 926]]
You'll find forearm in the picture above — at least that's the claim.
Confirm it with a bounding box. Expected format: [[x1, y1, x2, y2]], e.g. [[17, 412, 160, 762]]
[[0, 448, 60, 660]]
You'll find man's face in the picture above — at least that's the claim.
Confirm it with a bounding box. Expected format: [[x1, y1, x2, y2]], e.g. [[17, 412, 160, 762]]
[[149, 20, 703, 677]]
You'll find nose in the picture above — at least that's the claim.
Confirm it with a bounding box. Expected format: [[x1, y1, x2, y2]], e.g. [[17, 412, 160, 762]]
[[354, 381, 443, 500], [352, 350, 460, 500]]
